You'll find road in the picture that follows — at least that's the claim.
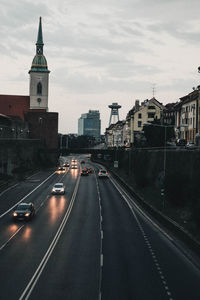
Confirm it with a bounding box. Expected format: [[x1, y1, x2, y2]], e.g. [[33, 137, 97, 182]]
[[0, 154, 200, 300]]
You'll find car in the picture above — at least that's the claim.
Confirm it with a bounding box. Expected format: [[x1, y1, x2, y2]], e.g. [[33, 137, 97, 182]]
[[81, 160, 85, 164], [186, 141, 196, 149], [87, 167, 93, 173], [176, 139, 186, 146], [98, 169, 108, 178], [70, 164, 78, 169], [51, 183, 65, 195], [62, 162, 69, 167], [81, 168, 89, 176], [57, 166, 65, 172], [12, 202, 35, 221]]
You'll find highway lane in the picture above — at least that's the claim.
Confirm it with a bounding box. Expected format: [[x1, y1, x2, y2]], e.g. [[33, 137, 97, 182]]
[[0, 164, 80, 299], [106, 174, 200, 300], [0, 155, 200, 300], [0, 169, 67, 246], [0, 169, 58, 216], [28, 165, 101, 300], [99, 175, 170, 300]]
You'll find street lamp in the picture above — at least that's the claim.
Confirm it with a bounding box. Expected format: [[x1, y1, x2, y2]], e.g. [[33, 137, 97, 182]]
[[143, 122, 175, 209]]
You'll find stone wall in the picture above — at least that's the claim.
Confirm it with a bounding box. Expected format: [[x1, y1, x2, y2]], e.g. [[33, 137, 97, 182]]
[[0, 139, 58, 176]]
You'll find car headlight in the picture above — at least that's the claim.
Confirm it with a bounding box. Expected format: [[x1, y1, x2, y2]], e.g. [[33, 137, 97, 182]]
[[25, 212, 30, 217], [52, 188, 55, 192], [13, 212, 17, 217]]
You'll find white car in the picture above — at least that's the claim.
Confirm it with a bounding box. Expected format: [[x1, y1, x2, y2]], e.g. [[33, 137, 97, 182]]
[[98, 169, 108, 178], [186, 142, 196, 149], [51, 183, 65, 195]]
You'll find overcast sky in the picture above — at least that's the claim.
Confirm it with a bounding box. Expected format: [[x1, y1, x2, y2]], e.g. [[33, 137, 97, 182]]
[[1, 0, 200, 134]]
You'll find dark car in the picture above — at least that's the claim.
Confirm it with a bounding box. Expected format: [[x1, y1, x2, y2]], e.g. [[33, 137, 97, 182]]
[[176, 139, 186, 146], [87, 167, 93, 173], [81, 169, 89, 176], [63, 162, 69, 167], [81, 160, 85, 164], [70, 164, 78, 169], [57, 167, 65, 173], [12, 203, 35, 221]]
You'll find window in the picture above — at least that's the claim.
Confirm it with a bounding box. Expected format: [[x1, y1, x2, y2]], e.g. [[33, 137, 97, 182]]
[[148, 105, 155, 109], [148, 113, 155, 119], [138, 113, 142, 119], [37, 82, 42, 95], [138, 121, 142, 127]]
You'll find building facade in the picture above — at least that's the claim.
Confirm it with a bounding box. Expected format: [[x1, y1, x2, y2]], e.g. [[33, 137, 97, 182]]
[[78, 110, 101, 141], [0, 17, 58, 149], [174, 89, 199, 142]]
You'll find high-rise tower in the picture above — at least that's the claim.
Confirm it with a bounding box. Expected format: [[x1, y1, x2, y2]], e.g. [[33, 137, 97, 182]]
[[29, 17, 50, 110], [108, 102, 121, 126]]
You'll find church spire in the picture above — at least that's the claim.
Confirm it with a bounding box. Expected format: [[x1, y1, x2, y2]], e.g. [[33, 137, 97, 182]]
[[36, 17, 44, 55], [29, 17, 50, 73]]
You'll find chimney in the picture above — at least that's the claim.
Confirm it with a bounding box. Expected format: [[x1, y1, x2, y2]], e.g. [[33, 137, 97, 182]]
[[135, 99, 140, 111]]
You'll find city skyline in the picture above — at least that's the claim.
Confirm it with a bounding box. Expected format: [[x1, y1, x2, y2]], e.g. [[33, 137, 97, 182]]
[[1, 0, 200, 134]]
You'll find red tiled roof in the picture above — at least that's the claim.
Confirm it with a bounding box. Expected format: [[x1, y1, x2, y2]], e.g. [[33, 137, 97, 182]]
[[0, 95, 30, 120]]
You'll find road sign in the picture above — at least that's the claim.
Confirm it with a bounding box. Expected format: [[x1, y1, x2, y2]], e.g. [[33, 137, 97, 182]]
[[114, 161, 118, 168]]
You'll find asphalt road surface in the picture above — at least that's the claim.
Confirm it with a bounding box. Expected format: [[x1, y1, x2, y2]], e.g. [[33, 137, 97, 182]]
[[0, 154, 200, 300]]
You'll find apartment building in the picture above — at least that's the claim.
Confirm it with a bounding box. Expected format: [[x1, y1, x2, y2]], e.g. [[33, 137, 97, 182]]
[[174, 89, 199, 142], [131, 98, 165, 144]]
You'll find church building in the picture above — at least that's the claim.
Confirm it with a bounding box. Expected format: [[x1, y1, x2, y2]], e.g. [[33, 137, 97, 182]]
[[0, 17, 58, 149]]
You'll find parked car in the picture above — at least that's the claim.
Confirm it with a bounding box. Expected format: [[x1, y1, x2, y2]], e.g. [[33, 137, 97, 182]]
[[98, 169, 108, 178], [12, 203, 35, 221], [81, 160, 85, 164], [186, 141, 196, 149], [176, 139, 186, 146], [166, 141, 176, 148], [51, 183, 65, 195]]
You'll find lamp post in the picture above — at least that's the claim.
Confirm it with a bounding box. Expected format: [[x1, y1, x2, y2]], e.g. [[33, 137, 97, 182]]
[[143, 122, 175, 209]]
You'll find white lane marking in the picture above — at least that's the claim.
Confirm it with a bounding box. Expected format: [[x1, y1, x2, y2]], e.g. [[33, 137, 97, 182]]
[[94, 172, 103, 300], [101, 254, 103, 267], [109, 176, 173, 242], [19, 174, 81, 300], [0, 225, 24, 251], [109, 175, 173, 300], [0, 172, 56, 219], [0, 171, 42, 197], [26, 171, 41, 180], [0, 183, 19, 197]]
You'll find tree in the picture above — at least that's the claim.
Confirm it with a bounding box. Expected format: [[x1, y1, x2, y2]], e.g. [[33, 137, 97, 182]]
[[143, 123, 175, 147]]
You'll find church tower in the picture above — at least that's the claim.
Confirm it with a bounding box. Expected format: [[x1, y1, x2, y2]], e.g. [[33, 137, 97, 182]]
[[29, 17, 50, 110]]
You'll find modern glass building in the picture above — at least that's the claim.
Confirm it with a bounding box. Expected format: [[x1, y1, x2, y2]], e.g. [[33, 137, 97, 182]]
[[78, 110, 101, 141]]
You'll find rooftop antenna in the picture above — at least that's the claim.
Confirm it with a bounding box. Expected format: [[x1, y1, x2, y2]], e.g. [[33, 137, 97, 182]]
[[152, 83, 156, 98]]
